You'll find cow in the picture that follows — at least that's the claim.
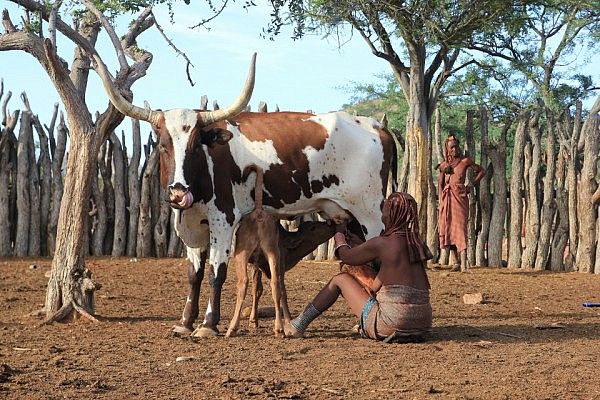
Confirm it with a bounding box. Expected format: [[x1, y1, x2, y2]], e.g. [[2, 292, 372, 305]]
[[93, 53, 397, 337], [225, 165, 336, 337]]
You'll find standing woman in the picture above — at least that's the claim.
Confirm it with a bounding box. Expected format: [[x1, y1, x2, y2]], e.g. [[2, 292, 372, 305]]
[[438, 135, 486, 272], [286, 192, 433, 342]]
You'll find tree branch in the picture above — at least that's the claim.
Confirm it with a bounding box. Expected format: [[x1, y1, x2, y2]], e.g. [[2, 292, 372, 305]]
[[9, 0, 96, 56], [48, 0, 62, 51], [188, 0, 230, 30], [2, 9, 17, 33], [80, 0, 128, 71], [151, 10, 196, 87]]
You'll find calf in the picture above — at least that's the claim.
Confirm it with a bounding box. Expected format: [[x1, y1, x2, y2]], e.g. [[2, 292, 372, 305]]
[[226, 166, 335, 337]]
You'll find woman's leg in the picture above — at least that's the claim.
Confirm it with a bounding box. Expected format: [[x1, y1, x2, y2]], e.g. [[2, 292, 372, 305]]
[[286, 272, 371, 337], [312, 272, 371, 317]]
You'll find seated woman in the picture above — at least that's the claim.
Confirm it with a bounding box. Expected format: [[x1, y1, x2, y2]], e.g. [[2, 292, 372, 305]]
[[286, 192, 433, 342]]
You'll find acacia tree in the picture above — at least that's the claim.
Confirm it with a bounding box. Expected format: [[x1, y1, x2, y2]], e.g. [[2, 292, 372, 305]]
[[270, 0, 517, 224], [0, 0, 160, 321]]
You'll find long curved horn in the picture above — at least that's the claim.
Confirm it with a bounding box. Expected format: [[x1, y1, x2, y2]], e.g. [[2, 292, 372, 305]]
[[91, 54, 161, 126], [199, 53, 256, 125]]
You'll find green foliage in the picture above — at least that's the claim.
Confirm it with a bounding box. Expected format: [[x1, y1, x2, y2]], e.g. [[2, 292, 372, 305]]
[[467, 0, 600, 111], [340, 73, 408, 131]]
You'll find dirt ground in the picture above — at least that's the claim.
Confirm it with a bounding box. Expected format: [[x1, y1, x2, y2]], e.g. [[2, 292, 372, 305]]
[[1, 257, 599, 400]]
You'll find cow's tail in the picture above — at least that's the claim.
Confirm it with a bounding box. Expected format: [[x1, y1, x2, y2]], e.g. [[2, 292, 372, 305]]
[[242, 164, 265, 210]]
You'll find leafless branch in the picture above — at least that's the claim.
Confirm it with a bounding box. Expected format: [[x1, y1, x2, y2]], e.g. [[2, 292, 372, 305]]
[[44, 102, 59, 158], [188, 0, 230, 30], [10, 0, 96, 56], [2, 9, 17, 33], [151, 10, 195, 87], [2, 90, 13, 126], [122, 7, 153, 48], [81, 0, 128, 71], [48, 0, 62, 51], [20, 91, 32, 112]]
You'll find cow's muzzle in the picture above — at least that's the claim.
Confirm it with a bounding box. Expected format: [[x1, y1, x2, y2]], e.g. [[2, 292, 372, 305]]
[[168, 183, 194, 209]]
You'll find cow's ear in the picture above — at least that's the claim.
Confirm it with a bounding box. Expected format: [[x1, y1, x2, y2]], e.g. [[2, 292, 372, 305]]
[[201, 128, 233, 148]]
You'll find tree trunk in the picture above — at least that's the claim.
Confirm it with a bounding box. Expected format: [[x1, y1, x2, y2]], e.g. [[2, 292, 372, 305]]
[[594, 208, 600, 274], [507, 112, 529, 268], [464, 111, 477, 267], [575, 97, 600, 273], [521, 109, 543, 269], [0, 106, 19, 257], [15, 111, 32, 257], [30, 112, 52, 256], [91, 142, 107, 256], [102, 140, 115, 255], [110, 131, 127, 256], [535, 112, 557, 271], [48, 115, 68, 256], [46, 127, 100, 321], [426, 118, 439, 263], [476, 108, 492, 267], [27, 114, 41, 257], [486, 121, 510, 268], [137, 145, 159, 257], [150, 139, 161, 245], [127, 119, 141, 257], [154, 188, 171, 258], [433, 107, 444, 168], [167, 212, 183, 258], [566, 102, 582, 262], [405, 61, 429, 228], [550, 189, 569, 271]]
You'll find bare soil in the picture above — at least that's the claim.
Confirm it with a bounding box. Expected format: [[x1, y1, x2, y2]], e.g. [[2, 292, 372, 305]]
[[1, 257, 599, 400]]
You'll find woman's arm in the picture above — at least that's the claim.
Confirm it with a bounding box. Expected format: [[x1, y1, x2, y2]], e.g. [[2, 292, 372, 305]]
[[437, 162, 445, 195], [370, 275, 383, 294], [469, 158, 486, 185], [335, 235, 381, 266]]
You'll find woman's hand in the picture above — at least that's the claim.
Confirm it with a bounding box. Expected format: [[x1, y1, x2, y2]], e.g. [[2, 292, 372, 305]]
[[346, 232, 364, 247], [335, 221, 347, 234]]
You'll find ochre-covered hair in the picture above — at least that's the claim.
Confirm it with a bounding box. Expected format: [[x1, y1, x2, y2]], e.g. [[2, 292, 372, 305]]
[[381, 192, 432, 265], [444, 134, 462, 164]]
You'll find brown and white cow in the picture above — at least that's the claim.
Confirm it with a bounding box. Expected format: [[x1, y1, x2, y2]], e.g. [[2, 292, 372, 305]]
[[94, 53, 397, 336]]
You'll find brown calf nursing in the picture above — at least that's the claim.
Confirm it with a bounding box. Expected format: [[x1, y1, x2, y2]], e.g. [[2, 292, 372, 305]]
[[226, 166, 335, 337]]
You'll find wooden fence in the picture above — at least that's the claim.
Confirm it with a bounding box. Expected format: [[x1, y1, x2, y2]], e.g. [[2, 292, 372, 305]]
[[0, 91, 339, 260]]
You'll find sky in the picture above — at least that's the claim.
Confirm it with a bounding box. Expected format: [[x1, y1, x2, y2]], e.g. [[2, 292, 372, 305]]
[[0, 2, 388, 132], [1, 2, 599, 138]]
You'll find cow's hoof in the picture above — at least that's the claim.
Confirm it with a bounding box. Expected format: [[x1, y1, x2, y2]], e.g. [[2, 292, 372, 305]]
[[192, 326, 219, 338], [274, 330, 285, 339], [172, 325, 193, 335], [248, 321, 259, 330]]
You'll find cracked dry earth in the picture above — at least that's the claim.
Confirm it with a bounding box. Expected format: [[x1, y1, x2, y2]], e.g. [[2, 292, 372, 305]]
[[1, 258, 599, 400]]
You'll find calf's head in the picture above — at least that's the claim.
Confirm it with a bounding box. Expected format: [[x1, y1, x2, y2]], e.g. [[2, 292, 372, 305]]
[[94, 53, 257, 209], [281, 221, 336, 269]]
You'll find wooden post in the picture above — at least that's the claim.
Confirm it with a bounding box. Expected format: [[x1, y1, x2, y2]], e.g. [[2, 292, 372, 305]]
[[110, 131, 127, 256], [507, 111, 529, 268], [15, 111, 32, 257], [126, 119, 142, 257]]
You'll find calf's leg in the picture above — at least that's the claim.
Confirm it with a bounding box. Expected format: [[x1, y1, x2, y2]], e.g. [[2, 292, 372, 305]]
[[226, 250, 252, 337], [249, 267, 263, 329]]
